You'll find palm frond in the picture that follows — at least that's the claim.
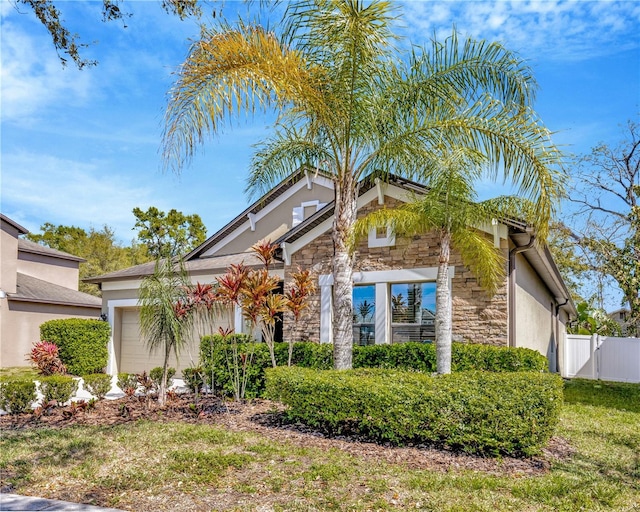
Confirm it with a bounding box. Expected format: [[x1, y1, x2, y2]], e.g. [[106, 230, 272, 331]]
[[452, 229, 506, 296]]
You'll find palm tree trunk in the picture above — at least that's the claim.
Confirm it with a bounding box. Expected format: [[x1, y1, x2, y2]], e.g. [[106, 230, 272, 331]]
[[435, 231, 452, 374], [332, 176, 358, 370], [159, 344, 171, 406]]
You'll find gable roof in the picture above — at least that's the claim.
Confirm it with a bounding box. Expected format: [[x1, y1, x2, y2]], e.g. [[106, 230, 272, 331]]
[[185, 167, 333, 260], [0, 214, 28, 235], [10, 273, 102, 308], [85, 251, 280, 284], [18, 238, 85, 263]]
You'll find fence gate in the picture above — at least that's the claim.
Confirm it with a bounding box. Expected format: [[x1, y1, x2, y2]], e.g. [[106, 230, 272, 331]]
[[564, 334, 640, 383]]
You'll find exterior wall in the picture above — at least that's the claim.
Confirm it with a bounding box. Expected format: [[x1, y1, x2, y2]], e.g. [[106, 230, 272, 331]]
[[205, 183, 334, 257], [17, 251, 80, 289], [284, 196, 509, 345], [0, 300, 100, 368], [514, 252, 556, 362], [1, 225, 20, 294]]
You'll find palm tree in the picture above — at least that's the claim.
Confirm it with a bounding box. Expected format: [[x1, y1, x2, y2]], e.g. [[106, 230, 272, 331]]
[[353, 148, 528, 373], [138, 258, 192, 405], [162, 0, 563, 369]]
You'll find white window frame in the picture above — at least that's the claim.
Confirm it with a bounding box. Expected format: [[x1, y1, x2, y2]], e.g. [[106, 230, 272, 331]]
[[319, 266, 454, 344]]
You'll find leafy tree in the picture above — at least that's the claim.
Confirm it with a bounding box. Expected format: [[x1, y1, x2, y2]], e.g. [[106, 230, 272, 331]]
[[353, 148, 517, 374], [568, 121, 640, 335], [569, 302, 622, 336], [26, 223, 150, 295], [138, 257, 192, 406], [11, 0, 203, 68], [132, 206, 207, 260], [162, 0, 563, 369]]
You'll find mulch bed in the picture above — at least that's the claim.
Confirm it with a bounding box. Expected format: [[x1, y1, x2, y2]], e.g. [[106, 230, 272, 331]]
[[0, 394, 573, 477]]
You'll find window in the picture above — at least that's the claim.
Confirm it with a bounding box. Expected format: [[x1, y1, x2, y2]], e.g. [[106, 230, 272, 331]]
[[353, 285, 375, 345], [390, 282, 436, 343]]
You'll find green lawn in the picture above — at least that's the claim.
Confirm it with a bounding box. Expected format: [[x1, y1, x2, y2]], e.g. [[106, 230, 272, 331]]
[[1, 378, 639, 511]]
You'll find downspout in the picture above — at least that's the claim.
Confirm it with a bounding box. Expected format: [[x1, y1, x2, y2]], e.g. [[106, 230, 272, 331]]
[[508, 232, 535, 347]]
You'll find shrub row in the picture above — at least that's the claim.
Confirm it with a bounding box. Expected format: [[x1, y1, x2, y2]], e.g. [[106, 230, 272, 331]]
[[265, 367, 563, 457], [199, 338, 548, 398], [40, 319, 110, 376], [0, 375, 80, 413]]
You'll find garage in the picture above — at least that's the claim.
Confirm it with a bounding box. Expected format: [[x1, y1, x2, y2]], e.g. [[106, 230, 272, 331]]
[[117, 308, 204, 375]]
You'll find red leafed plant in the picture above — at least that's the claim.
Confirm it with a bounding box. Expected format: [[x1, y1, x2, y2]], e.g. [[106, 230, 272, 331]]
[[28, 341, 67, 376]]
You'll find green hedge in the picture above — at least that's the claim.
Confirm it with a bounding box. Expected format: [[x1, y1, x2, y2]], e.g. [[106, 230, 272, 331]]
[[39, 375, 79, 405], [200, 339, 548, 398], [82, 373, 113, 400], [40, 319, 110, 376], [265, 367, 563, 457], [0, 379, 37, 414]]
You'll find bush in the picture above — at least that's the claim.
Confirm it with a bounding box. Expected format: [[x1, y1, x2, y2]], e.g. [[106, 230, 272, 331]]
[[39, 375, 79, 405], [150, 367, 176, 389], [265, 367, 563, 457], [40, 318, 110, 376], [199, 340, 547, 398], [82, 373, 112, 400], [27, 340, 67, 376], [0, 379, 37, 414], [182, 367, 206, 393], [117, 373, 138, 396]]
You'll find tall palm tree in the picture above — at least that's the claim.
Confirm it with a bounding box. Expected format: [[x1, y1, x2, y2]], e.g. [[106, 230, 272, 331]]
[[353, 148, 532, 373], [162, 0, 563, 369], [138, 258, 192, 405]]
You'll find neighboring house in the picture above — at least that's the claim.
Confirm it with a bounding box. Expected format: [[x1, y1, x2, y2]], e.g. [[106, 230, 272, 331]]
[[0, 214, 102, 367], [87, 170, 576, 376], [608, 308, 632, 336]]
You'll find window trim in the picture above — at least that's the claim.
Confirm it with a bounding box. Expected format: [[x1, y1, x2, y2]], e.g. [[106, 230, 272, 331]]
[[318, 266, 455, 344]]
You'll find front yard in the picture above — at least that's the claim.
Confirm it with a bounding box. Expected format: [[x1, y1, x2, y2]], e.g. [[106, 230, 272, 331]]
[[0, 379, 638, 511]]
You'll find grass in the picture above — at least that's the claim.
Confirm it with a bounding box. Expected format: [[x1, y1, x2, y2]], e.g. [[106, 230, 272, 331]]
[[0, 367, 39, 381], [1, 379, 639, 511]]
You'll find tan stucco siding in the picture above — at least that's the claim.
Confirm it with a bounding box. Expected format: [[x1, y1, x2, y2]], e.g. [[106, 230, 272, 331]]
[[205, 185, 334, 257], [1, 229, 19, 294], [0, 300, 101, 368], [514, 253, 555, 360], [17, 252, 80, 290]]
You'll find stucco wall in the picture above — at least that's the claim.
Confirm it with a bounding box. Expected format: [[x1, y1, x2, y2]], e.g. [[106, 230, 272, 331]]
[[0, 300, 100, 368], [206, 183, 335, 257], [1, 227, 19, 294], [284, 197, 509, 345], [514, 252, 555, 360], [17, 251, 79, 289]]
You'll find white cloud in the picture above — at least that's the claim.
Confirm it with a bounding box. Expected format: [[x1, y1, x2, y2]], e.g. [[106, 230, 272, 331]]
[[0, 17, 93, 125], [1, 150, 153, 242], [401, 0, 640, 62]]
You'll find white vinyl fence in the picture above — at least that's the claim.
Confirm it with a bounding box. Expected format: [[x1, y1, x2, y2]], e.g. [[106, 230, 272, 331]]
[[564, 334, 640, 383]]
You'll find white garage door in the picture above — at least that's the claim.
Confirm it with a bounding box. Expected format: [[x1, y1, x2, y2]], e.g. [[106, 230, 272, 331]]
[[119, 309, 202, 375]]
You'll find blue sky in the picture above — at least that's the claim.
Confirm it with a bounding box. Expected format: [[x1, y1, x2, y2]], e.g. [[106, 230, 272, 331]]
[[1, 0, 639, 249]]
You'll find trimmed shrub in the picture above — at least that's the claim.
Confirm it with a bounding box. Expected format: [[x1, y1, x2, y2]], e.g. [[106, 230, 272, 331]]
[[82, 373, 112, 400], [150, 366, 176, 389], [27, 341, 67, 376], [265, 367, 563, 457], [40, 319, 110, 376], [39, 375, 79, 405], [0, 379, 37, 414], [200, 340, 548, 398]]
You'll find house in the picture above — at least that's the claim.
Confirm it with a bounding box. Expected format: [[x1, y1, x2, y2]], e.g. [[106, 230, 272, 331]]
[[608, 308, 633, 336], [86, 170, 576, 375], [0, 214, 103, 367]]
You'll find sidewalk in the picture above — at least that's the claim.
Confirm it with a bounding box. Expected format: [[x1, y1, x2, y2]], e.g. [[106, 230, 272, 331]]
[[0, 494, 126, 511]]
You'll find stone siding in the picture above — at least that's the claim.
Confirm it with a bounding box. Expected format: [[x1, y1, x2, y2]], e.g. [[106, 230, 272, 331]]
[[284, 197, 508, 345]]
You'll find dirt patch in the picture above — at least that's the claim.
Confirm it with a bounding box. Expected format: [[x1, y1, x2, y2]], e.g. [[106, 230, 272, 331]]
[[0, 394, 568, 477]]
